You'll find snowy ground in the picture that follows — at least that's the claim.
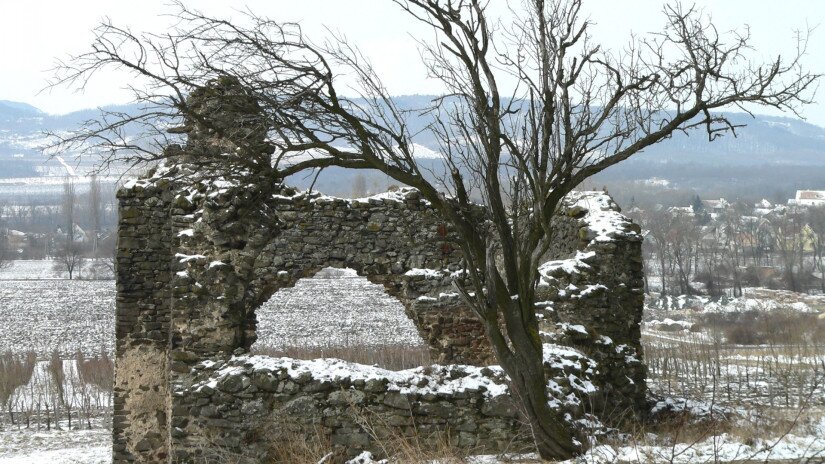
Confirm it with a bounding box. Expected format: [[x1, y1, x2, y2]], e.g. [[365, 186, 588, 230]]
[[2, 261, 825, 462], [0, 260, 113, 282], [645, 287, 825, 317], [0, 260, 66, 280], [0, 420, 110, 464], [0, 279, 114, 357]]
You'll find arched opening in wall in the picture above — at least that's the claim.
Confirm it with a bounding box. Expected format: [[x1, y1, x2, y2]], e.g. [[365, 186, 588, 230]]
[[251, 267, 431, 370]]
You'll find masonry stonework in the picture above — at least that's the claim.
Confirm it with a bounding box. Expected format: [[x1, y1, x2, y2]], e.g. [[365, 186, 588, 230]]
[[113, 163, 646, 463]]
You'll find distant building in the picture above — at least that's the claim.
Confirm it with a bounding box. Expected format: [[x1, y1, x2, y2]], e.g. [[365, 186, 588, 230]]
[[701, 198, 731, 212], [640, 177, 671, 187], [667, 205, 694, 216], [788, 190, 825, 207], [753, 199, 774, 216]]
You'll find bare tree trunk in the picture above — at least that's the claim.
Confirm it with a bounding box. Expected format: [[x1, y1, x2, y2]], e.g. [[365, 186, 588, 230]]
[[485, 303, 578, 459], [89, 174, 101, 256], [659, 252, 667, 296]]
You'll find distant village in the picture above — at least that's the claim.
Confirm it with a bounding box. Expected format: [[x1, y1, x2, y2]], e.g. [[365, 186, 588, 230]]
[[626, 188, 825, 298], [1, 180, 824, 292]]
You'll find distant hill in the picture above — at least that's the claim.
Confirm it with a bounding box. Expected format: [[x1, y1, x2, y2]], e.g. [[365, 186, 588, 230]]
[[1, 97, 824, 194], [0, 100, 43, 117], [0, 102, 147, 179], [388, 95, 825, 166]]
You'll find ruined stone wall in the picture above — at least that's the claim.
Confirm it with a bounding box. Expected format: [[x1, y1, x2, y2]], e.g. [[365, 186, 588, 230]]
[[113, 178, 176, 462], [172, 358, 531, 462], [166, 176, 481, 364], [536, 192, 648, 415], [113, 164, 646, 462]]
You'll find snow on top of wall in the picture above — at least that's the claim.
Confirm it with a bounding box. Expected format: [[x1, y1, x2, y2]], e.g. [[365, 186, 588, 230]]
[[535, 191, 638, 287], [271, 185, 425, 206], [538, 251, 595, 281], [193, 355, 511, 398], [567, 191, 640, 243], [404, 268, 446, 278], [122, 178, 151, 190], [191, 345, 600, 404]]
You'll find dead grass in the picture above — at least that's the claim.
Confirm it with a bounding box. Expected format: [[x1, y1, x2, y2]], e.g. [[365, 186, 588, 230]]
[[74, 350, 113, 391], [696, 310, 825, 346], [252, 343, 432, 371]]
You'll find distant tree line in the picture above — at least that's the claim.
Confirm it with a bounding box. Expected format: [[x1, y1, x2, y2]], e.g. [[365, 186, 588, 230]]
[[630, 202, 825, 297]]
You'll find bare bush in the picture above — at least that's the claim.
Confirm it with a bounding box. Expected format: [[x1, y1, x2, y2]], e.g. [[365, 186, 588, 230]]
[[697, 310, 825, 346], [75, 350, 114, 391], [0, 351, 36, 429]]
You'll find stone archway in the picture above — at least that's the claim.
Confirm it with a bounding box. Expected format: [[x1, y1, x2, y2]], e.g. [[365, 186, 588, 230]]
[[251, 266, 428, 356]]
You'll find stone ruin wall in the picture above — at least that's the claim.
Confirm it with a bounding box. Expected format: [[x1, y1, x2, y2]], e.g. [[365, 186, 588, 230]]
[[113, 164, 646, 463]]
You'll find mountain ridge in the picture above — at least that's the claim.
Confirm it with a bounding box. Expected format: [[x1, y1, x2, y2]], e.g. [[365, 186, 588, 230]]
[[1, 97, 824, 171]]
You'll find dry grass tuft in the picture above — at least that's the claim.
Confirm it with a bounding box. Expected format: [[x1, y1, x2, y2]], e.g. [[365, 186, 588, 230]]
[[253, 343, 432, 371]]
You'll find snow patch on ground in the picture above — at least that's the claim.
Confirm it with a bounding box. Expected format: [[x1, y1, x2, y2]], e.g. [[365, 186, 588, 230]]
[[568, 432, 825, 463], [0, 422, 110, 464]]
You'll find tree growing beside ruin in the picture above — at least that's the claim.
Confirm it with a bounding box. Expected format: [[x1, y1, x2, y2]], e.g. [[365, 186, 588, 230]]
[[50, 0, 819, 458]]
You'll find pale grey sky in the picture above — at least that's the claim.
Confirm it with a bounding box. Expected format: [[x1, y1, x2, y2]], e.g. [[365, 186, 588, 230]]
[[2, 0, 823, 126]]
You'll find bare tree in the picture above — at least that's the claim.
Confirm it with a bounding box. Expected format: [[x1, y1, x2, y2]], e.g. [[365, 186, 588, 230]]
[[0, 231, 9, 271], [771, 210, 809, 293], [62, 178, 76, 247], [55, 179, 85, 279], [54, 241, 86, 280], [88, 174, 101, 256], [670, 212, 700, 295], [698, 222, 724, 297], [351, 173, 369, 198], [809, 206, 825, 293], [643, 208, 676, 296], [49, 1, 819, 458], [721, 209, 745, 297]]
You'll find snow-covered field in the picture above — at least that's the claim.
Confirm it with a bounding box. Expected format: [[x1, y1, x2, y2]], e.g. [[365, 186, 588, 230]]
[[0, 425, 110, 464], [0, 260, 113, 281], [0, 279, 114, 357], [254, 272, 425, 349], [0, 260, 68, 280]]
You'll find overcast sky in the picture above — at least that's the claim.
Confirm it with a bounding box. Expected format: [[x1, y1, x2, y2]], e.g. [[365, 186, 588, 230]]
[[2, 1, 823, 126]]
